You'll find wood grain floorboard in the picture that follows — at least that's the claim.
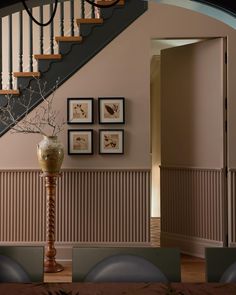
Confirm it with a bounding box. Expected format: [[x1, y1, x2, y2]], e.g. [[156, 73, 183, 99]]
[[44, 262, 72, 283], [44, 218, 205, 283]]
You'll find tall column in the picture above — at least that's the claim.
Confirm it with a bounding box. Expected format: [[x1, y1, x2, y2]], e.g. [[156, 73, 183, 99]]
[[42, 172, 63, 273]]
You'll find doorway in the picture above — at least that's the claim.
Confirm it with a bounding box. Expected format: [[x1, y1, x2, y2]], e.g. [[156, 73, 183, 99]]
[[150, 38, 227, 256]]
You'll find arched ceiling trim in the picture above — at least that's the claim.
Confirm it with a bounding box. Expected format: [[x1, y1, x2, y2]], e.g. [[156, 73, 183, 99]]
[[149, 0, 236, 29]]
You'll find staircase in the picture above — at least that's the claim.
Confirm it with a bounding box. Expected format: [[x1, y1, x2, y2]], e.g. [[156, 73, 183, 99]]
[[0, 0, 147, 135]]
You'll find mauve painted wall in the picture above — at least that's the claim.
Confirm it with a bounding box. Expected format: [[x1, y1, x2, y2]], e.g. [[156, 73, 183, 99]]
[[0, 2, 236, 169], [161, 38, 225, 168]]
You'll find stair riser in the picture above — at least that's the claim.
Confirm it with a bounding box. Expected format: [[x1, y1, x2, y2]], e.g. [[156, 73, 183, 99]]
[[79, 23, 104, 37], [100, 5, 123, 19], [37, 59, 63, 73], [16, 76, 44, 90], [59, 42, 79, 56]]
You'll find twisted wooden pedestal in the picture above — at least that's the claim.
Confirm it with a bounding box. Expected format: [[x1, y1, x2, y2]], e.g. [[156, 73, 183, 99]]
[[41, 172, 64, 273]]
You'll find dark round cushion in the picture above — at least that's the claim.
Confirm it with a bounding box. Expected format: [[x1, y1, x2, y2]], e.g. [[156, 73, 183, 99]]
[[0, 255, 31, 283], [220, 261, 236, 283], [85, 254, 168, 283]]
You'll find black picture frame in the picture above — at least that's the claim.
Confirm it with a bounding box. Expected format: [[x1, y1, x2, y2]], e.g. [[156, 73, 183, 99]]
[[68, 129, 93, 155], [98, 97, 125, 124], [99, 129, 124, 154], [67, 98, 93, 124]]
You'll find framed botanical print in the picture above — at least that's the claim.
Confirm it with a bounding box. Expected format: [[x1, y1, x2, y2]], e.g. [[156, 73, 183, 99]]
[[67, 98, 93, 124], [68, 129, 93, 155], [99, 129, 124, 154], [98, 97, 125, 124]]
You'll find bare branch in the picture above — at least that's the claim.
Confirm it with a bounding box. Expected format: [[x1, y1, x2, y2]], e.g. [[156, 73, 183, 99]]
[[0, 77, 65, 137]]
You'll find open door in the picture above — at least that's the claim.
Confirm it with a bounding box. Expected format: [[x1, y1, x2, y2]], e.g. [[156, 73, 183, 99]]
[[160, 38, 227, 257]]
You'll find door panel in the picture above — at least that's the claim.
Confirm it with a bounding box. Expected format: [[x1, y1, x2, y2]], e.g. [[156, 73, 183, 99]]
[[160, 38, 227, 254], [161, 38, 224, 168]]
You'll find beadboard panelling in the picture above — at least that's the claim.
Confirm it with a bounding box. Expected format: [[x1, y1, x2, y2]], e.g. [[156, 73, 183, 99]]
[[0, 170, 46, 242], [160, 167, 226, 242], [229, 169, 236, 245], [0, 169, 150, 243]]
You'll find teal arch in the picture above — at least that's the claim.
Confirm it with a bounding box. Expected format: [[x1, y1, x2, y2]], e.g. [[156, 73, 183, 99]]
[[148, 0, 236, 29]]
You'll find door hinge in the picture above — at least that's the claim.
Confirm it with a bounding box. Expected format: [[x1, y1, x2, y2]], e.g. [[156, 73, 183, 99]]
[[225, 120, 227, 133], [225, 52, 227, 64]]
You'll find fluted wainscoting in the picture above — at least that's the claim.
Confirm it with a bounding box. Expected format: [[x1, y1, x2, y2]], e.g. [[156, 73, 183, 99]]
[[228, 169, 236, 246], [160, 166, 226, 257], [0, 170, 46, 242], [0, 169, 150, 258]]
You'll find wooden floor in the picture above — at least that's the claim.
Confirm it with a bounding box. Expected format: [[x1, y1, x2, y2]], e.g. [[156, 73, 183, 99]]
[[44, 255, 205, 283], [181, 254, 205, 282], [44, 262, 72, 283], [45, 218, 205, 283]]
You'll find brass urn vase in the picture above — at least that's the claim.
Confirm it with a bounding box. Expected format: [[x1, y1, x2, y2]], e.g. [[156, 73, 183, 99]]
[[37, 136, 64, 173]]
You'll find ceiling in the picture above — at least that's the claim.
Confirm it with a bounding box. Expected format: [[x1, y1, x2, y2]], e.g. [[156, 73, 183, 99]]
[[194, 0, 236, 15], [1, 0, 236, 14]]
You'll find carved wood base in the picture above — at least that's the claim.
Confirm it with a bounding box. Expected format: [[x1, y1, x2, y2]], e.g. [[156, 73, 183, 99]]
[[41, 172, 64, 273], [44, 260, 64, 273]]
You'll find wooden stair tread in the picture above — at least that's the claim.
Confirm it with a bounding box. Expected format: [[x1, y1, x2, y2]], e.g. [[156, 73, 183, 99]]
[[34, 54, 62, 60], [0, 89, 20, 95], [13, 72, 41, 77], [97, 0, 125, 5], [55, 36, 82, 42], [76, 18, 104, 25]]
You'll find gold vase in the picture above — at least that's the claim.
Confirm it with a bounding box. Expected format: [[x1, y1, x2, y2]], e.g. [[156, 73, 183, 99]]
[[37, 136, 64, 173]]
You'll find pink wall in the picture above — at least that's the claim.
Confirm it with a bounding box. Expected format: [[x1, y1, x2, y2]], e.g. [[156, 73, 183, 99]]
[[0, 2, 236, 169], [161, 38, 225, 168]]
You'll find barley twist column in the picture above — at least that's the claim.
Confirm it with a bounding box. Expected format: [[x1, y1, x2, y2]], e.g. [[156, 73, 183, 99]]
[[41, 172, 63, 273]]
